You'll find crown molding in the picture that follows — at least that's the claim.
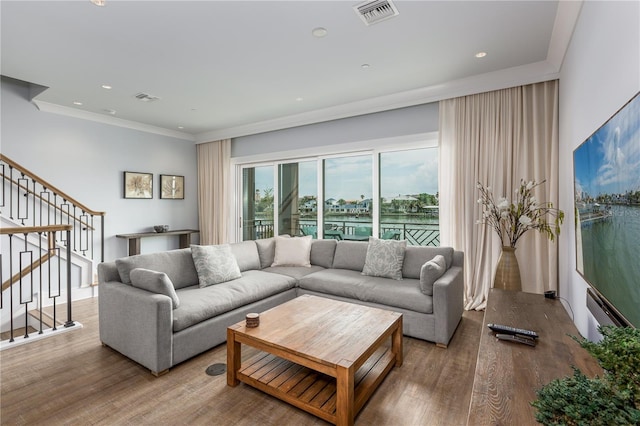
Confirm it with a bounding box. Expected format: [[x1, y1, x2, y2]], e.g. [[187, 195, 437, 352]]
[[195, 60, 560, 143], [32, 100, 196, 142]]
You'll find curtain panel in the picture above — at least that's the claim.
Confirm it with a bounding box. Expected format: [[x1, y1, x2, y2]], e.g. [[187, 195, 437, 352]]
[[197, 139, 231, 245], [439, 80, 559, 310]]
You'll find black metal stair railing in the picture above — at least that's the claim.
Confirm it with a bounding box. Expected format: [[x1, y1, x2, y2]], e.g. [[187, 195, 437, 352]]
[[1, 225, 75, 343], [0, 155, 104, 345], [0, 154, 105, 263]]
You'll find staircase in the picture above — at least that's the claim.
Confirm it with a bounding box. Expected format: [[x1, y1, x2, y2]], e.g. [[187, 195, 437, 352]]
[[0, 154, 105, 349]]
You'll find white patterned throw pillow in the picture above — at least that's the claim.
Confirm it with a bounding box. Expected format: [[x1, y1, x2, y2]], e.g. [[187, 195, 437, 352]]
[[361, 237, 407, 280], [191, 244, 242, 287]]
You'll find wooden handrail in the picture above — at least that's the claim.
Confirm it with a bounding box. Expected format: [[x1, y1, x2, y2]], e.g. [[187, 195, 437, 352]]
[[0, 154, 105, 217], [2, 174, 96, 230], [1, 225, 72, 235], [1, 225, 72, 292]]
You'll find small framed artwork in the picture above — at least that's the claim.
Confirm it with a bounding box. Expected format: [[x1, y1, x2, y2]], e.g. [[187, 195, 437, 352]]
[[160, 174, 185, 199], [123, 171, 153, 199]]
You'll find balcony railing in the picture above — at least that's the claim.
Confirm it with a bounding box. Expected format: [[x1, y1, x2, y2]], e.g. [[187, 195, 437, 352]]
[[245, 219, 440, 246]]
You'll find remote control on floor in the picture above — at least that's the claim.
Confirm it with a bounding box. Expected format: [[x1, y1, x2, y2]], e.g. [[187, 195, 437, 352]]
[[487, 323, 539, 339], [495, 333, 537, 347]]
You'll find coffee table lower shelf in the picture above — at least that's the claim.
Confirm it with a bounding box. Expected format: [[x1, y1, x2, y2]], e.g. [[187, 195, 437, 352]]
[[236, 346, 395, 424]]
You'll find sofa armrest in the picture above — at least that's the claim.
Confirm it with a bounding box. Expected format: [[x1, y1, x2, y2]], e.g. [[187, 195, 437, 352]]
[[99, 280, 173, 374], [432, 265, 464, 346]]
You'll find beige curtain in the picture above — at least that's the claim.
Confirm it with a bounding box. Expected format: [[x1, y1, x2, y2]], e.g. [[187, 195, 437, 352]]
[[197, 139, 231, 245], [439, 80, 559, 310]]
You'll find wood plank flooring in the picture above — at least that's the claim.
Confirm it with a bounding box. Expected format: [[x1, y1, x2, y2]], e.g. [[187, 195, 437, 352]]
[[0, 298, 483, 425]]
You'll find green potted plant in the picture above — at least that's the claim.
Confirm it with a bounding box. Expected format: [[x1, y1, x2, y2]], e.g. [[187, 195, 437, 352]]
[[532, 325, 640, 425]]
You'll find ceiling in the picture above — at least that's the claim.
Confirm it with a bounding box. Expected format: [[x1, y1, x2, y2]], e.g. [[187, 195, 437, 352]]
[[1, 1, 579, 142]]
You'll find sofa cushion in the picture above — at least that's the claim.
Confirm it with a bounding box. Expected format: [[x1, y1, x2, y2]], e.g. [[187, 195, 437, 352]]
[[191, 244, 242, 287], [229, 241, 261, 272], [362, 238, 407, 280], [331, 241, 368, 271], [298, 269, 432, 314], [115, 248, 199, 290], [262, 265, 325, 280], [272, 235, 312, 267], [255, 237, 277, 269], [130, 268, 180, 309], [310, 239, 337, 268], [172, 270, 297, 332], [402, 246, 454, 279], [420, 255, 447, 296]]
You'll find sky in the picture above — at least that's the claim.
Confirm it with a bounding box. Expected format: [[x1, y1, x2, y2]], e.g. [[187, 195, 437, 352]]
[[252, 148, 439, 201], [574, 93, 640, 199]]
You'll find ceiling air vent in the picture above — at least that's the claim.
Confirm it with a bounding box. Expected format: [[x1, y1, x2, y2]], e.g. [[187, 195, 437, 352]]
[[353, 0, 399, 26], [134, 92, 160, 102]]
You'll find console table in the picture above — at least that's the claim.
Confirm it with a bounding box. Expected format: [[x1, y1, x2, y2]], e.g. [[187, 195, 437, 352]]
[[467, 289, 602, 425], [116, 229, 199, 256]]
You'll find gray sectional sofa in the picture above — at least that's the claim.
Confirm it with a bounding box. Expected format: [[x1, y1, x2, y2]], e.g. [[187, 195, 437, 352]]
[[98, 238, 464, 375]]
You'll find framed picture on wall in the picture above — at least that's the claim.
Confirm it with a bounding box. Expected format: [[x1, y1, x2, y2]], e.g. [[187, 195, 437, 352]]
[[160, 174, 184, 199], [123, 171, 153, 199]]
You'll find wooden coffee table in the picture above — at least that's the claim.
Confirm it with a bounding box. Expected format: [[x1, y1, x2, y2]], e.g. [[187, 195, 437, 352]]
[[227, 294, 403, 426]]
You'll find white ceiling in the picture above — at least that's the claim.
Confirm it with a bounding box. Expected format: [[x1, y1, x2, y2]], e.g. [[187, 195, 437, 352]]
[[1, 1, 579, 142]]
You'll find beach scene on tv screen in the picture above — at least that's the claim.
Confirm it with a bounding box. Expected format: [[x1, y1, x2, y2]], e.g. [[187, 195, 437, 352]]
[[574, 93, 640, 327]]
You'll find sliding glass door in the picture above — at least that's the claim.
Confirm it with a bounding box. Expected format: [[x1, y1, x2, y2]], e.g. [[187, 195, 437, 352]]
[[238, 144, 439, 245], [242, 165, 273, 241], [323, 155, 372, 240], [379, 148, 439, 245], [278, 160, 317, 237]]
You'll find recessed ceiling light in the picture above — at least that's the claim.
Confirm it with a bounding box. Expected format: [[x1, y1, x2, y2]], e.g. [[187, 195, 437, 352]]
[[312, 27, 328, 38], [361, 64, 371, 69], [178, 126, 184, 129], [101, 84, 112, 90], [475, 52, 487, 58], [295, 97, 304, 102], [73, 101, 83, 106], [103, 108, 116, 115], [90, 0, 106, 6]]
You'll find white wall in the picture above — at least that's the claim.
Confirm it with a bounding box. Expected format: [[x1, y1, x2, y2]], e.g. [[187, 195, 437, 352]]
[[232, 102, 438, 158], [558, 1, 640, 338], [1, 78, 200, 261]]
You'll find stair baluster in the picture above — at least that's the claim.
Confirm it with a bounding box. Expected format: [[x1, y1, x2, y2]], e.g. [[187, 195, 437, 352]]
[[1, 153, 101, 346]]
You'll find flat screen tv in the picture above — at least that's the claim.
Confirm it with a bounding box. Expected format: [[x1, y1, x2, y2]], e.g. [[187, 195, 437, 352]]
[[573, 92, 640, 328]]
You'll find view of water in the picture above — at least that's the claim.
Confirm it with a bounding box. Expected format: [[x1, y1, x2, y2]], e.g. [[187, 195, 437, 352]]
[[302, 214, 439, 227], [580, 205, 640, 327]]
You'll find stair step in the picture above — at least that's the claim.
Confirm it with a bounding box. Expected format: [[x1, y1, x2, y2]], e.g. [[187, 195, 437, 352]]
[[28, 309, 64, 328], [1, 326, 38, 341]]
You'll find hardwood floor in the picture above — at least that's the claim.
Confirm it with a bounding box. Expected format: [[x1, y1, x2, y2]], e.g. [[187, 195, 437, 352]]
[[0, 298, 484, 425]]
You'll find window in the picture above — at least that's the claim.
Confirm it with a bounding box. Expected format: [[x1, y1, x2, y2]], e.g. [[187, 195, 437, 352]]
[[379, 148, 439, 245], [323, 155, 372, 240], [279, 160, 317, 237], [236, 139, 439, 245], [242, 165, 273, 240]]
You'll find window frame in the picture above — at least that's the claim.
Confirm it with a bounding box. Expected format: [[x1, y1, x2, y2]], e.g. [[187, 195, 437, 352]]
[[230, 132, 438, 242]]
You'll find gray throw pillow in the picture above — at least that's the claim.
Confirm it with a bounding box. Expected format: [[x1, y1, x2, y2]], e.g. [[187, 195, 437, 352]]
[[191, 244, 242, 287], [420, 254, 446, 296], [130, 268, 180, 309], [361, 238, 407, 280]]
